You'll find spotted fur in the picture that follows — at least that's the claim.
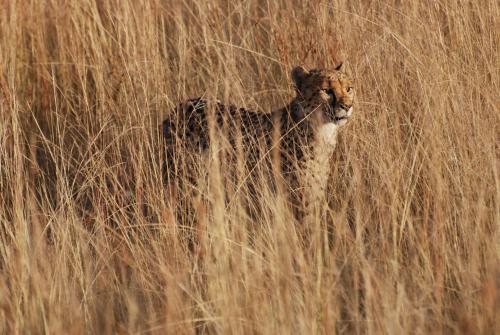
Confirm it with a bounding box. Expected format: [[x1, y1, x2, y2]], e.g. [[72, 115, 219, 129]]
[[162, 65, 355, 217]]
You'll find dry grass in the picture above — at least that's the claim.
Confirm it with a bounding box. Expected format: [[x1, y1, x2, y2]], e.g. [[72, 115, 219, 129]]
[[1, 0, 499, 333]]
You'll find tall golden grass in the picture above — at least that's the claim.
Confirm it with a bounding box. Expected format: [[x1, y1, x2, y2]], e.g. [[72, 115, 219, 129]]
[[0, 0, 498, 333]]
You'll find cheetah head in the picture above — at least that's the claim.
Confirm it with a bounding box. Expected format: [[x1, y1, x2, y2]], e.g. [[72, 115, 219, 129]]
[[291, 64, 355, 127]]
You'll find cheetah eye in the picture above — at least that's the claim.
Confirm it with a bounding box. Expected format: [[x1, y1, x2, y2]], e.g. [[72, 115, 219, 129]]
[[346, 87, 353, 93], [321, 88, 335, 96]]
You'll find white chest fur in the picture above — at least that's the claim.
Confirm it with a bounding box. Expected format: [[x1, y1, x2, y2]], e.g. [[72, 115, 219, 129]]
[[305, 122, 339, 193], [300, 122, 340, 223], [317, 122, 339, 147]]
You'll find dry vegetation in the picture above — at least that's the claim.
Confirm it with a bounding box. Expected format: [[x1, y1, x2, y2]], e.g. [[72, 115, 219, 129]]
[[0, 0, 499, 333]]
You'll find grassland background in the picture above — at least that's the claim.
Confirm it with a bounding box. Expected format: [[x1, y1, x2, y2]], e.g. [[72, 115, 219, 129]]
[[0, 0, 498, 334]]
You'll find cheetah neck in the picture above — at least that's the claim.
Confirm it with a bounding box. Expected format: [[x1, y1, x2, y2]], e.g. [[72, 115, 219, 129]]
[[278, 99, 339, 148], [316, 122, 338, 147]]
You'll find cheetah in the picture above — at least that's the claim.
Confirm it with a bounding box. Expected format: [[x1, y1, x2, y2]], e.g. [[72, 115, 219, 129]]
[[162, 64, 355, 222]]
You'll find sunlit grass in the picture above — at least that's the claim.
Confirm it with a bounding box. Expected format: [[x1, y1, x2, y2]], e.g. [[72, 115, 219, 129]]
[[0, 0, 498, 333]]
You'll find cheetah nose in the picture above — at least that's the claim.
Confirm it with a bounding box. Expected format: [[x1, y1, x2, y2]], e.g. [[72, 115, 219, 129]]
[[339, 103, 352, 110]]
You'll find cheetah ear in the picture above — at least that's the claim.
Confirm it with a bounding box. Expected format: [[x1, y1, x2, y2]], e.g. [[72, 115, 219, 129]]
[[291, 66, 309, 90], [334, 62, 343, 71]]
